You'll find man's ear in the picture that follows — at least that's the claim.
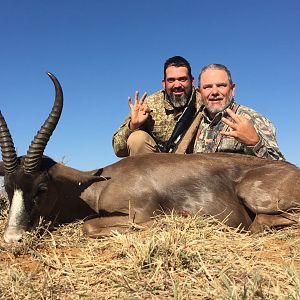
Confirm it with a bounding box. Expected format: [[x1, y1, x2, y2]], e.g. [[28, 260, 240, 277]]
[[231, 83, 236, 97], [195, 88, 203, 107], [162, 79, 166, 90]]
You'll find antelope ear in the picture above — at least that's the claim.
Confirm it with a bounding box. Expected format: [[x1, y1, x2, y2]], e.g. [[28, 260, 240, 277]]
[[0, 161, 5, 176], [82, 168, 104, 177], [48, 163, 109, 185]]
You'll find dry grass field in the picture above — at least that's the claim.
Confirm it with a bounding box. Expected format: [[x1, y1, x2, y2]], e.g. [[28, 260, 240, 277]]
[[0, 196, 300, 300]]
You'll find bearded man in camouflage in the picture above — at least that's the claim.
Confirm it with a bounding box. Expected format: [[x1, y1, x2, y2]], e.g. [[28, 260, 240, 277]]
[[112, 56, 201, 157], [195, 64, 284, 160]]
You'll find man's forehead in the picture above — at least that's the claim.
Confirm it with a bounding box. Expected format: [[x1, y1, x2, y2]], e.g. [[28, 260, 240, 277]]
[[200, 69, 229, 83], [165, 66, 189, 77]]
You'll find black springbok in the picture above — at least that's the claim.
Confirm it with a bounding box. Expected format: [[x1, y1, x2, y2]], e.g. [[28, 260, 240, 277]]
[[0, 73, 299, 243]]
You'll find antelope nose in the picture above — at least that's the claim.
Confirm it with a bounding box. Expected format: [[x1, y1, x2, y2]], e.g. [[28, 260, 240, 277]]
[[3, 226, 26, 243]]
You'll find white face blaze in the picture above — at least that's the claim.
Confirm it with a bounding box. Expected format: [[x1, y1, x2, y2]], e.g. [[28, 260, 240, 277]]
[[3, 188, 27, 243], [7, 189, 26, 227], [8, 190, 25, 227]]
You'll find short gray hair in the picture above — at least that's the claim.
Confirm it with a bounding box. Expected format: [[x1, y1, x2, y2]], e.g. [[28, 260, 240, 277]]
[[198, 64, 233, 85]]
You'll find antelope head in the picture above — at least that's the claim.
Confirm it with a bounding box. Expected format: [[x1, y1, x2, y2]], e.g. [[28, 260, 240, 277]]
[[0, 73, 63, 243]]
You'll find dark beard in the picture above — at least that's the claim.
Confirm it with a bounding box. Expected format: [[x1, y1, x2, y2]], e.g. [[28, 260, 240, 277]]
[[167, 88, 190, 108], [169, 94, 188, 108]]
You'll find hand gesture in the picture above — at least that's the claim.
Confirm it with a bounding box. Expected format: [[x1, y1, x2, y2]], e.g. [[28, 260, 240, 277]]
[[128, 91, 150, 131], [221, 108, 260, 146]]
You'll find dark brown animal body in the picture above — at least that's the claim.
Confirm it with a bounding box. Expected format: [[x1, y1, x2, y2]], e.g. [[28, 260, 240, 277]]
[[0, 73, 299, 243]]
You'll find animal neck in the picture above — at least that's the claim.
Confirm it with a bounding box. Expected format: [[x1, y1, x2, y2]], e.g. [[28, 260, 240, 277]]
[[47, 180, 99, 223], [46, 163, 108, 223]]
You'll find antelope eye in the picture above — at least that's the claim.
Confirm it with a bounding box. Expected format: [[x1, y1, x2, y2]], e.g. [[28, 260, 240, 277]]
[[32, 184, 48, 204], [38, 184, 48, 193], [33, 184, 48, 198]]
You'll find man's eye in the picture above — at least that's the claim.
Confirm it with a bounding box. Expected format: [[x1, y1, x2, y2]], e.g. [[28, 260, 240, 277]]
[[167, 79, 175, 83], [179, 77, 188, 82]]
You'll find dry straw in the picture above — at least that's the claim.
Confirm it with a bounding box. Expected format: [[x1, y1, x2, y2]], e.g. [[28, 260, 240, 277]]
[[0, 196, 300, 299]]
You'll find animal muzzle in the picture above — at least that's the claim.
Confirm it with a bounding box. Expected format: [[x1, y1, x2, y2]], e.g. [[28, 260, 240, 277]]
[[3, 225, 26, 243]]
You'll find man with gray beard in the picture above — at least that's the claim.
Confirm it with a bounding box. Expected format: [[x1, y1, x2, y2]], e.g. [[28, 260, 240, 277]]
[[112, 56, 201, 157], [194, 64, 284, 160]]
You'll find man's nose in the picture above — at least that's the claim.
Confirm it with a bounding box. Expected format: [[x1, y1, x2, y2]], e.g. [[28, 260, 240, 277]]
[[211, 85, 219, 95], [173, 80, 182, 88]]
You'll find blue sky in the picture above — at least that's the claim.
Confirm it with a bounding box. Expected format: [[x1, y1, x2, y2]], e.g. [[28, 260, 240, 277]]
[[0, 0, 299, 169]]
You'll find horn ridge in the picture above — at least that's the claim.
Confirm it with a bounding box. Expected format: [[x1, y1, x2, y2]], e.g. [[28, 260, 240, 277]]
[[0, 111, 18, 173], [23, 72, 63, 174]]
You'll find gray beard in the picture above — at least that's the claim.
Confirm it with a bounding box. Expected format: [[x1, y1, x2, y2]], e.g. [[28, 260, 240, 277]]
[[168, 93, 189, 108], [206, 94, 233, 115]]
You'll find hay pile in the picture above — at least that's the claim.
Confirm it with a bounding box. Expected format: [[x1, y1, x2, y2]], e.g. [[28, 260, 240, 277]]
[[0, 197, 300, 299]]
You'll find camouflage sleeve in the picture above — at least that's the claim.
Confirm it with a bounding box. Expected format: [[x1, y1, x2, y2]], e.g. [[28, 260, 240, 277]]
[[242, 111, 285, 160], [112, 113, 132, 157]]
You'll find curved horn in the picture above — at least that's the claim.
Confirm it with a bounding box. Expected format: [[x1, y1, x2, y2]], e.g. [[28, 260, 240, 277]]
[[23, 72, 63, 174], [0, 111, 18, 173]]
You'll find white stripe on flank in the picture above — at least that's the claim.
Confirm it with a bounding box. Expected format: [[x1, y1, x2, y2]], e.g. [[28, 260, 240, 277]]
[[8, 189, 25, 227]]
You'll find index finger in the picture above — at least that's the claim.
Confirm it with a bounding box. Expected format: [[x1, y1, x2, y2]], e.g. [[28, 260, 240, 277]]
[[225, 108, 240, 123], [139, 92, 147, 104], [222, 116, 237, 129]]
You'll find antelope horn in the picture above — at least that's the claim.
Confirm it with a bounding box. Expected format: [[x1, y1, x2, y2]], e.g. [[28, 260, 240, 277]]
[[0, 111, 18, 173], [23, 72, 63, 174]]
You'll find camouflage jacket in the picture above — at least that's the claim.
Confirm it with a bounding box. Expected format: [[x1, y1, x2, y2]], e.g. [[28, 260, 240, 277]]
[[194, 101, 285, 160], [112, 89, 201, 157]]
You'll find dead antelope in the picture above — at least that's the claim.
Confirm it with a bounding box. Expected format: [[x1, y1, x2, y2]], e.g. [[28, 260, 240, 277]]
[[0, 73, 299, 244]]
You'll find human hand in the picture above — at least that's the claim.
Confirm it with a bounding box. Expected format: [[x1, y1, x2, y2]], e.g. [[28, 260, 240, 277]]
[[221, 108, 260, 146], [128, 91, 150, 131]]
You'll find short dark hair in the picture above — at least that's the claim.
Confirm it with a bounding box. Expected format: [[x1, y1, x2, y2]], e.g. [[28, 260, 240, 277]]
[[164, 56, 192, 79], [198, 64, 233, 85]]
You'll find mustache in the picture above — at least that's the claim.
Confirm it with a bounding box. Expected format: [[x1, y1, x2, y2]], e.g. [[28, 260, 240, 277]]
[[208, 95, 223, 100], [171, 87, 185, 93]]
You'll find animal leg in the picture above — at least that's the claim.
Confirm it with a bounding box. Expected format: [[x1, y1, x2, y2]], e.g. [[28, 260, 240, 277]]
[[237, 165, 300, 214], [82, 216, 154, 238], [249, 212, 300, 234]]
